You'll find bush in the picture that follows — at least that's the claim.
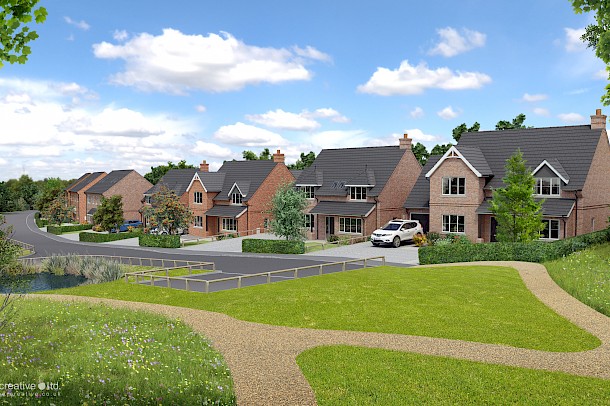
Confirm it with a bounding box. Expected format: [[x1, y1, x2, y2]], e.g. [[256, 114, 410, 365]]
[[79, 229, 142, 243], [242, 239, 305, 254], [426, 232, 441, 245], [47, 224, 93, 235], [418, 228, 610, 265], [41, 255, 124, 283], [326, 235, 339, 243], [139, 234, 181, 248], [413, 234, 427, 247]]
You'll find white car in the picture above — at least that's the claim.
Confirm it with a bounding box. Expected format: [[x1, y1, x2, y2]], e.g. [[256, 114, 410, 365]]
[[371, 220, 423, 248]]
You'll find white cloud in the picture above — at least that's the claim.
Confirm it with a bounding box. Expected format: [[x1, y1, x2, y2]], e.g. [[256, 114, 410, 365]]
[[406, 129, 439, 142], [113, 29, 129, 41], [293, 46, 332, 62], [247, 109, 320, 131], [558, 112, 586, 123], [437, 106, 460, 120], [195, 105, 207, 113], [522, 93, 548, 102], [357, 60, 491, 96], [567, 88, 589, 95], [533, 107, 550, 117], [410, 106, 424, 118], [429, 27, 486, 57], [213, 122, 288, 146], [311, 108, 350, 123], [309, 130, 368, 150], [564, 27, 587, 52], [64, 16, 90, 31], [192, 141, 233, 158], [594, 69, 607, 80], [93, 29, 327, 94]]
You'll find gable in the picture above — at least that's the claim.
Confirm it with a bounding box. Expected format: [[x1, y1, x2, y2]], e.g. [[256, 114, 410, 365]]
[[425, 146, 485, 178]]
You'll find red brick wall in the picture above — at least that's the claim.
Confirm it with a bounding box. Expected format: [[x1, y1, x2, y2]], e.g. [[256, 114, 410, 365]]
[[187, 179, 212, 237], [246, 163, 295, 232], [105, 171, 153, 221], [78, 173, 107, 223]]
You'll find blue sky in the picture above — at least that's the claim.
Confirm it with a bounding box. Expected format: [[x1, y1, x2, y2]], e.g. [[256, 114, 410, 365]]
[[0, 0, 604, 180]]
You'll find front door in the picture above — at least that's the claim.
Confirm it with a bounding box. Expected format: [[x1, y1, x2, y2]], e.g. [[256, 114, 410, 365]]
[[490, 217, 497, 242], [325, 216, 335, 236]]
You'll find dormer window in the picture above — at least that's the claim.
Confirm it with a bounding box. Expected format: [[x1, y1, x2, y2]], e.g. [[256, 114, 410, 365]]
[[350, 187, 367, 200], [535, 178, 560, 196], [302, 186, 315, 199], [231, 191, 243, 205]]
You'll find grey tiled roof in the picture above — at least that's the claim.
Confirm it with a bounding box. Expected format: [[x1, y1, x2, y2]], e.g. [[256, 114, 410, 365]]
[[289, 169, 303, 181], [85, 170, 133, 194], [213, 160, 279, 202], [535, 158, 569, 182], [296, 146, 408, 197], [475, 198, 576, 217], [456, 146, 493, 176], [198, 172, 225, 192], [309, 201, 376, 217], [404, 155, 441, 208], [458, 125, 602, 190], [65, 173, 91, 192], [70, 172, 106, 193], [204, 205, 247, 218], [145, 168, 197, 196]]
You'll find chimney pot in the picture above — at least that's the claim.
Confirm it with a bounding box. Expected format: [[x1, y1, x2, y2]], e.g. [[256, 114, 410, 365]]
[[273, 149, 285, 164], [199, 160, 209, 172], [399, 133, 412, 149], [591, 108, 607, 130]]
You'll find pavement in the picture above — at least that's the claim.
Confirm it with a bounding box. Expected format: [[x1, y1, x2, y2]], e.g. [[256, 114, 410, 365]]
[[303, 240, 420, 265]]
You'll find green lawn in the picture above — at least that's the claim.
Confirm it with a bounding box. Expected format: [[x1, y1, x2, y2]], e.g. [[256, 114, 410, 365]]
[[46, 265, 598, 351], [1, 298, 235, 404], [297, 346, 610, 405], [545, 243, 610, 317]]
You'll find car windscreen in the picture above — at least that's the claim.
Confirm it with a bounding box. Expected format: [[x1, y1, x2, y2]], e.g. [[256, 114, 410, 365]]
[[382, 223, 401, 230]]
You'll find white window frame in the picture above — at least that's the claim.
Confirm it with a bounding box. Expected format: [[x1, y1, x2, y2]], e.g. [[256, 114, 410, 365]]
[[535, 178, 560, 197], [442, 215, 465, 234], [222, 217, 237, 231], [231, 192, 243, 205], [303, 213, 314, 231], [350, 187, 367, 201], [194, 216, 203, 228], [194, 191, 203, 204], [540, 219, 560, 240], [442, 177, 465, 196], [302, 186, 315, 199], [339, 217, 362, 234]]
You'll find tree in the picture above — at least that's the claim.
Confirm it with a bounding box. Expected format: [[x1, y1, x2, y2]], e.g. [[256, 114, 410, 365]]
[[571, 1, 610, 104], [411, 142, 429, 166], [452, 122, 480, 142], [496, 113, 528, 130], [43, 194, 73, 225], [269, 182, 308, 241], [35, 177, 68, 213], [144, 160, 195, 185], [0, 0, 47, 67], [430, 143, 453, 156], [0, 214, 21, 332], [287, 151, 316, 170], [242, 148, 272, 160], [142, 186, 193, 235], [489, 149, 545, 242], [93, 195, 124, 232]]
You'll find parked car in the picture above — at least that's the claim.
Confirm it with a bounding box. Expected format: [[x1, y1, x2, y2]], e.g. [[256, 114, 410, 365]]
[[371, 220, 423, 248], [149, 227, 168, 235], [111, 220, 143, 233]]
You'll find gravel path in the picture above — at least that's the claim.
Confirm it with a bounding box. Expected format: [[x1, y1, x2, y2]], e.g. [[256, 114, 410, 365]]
[[35, 261, 610, 405]]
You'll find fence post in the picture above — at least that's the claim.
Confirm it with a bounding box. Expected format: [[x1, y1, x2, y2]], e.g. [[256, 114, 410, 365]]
[[167, 277, 171, 288], [125, 274, 128, 283], [267, 272, 271, 284], [185, 279, 189, 292], [319, 265, 323, 275], [294, 268, 298, 279], [151, 276, 155, 286], [382, 256, 385, 266], [342, 262, 346, 272], [205, 280, 210, 294], [174, 260, 177, 267], [238, 277, 242, 289], [364, 258, 367, 268]]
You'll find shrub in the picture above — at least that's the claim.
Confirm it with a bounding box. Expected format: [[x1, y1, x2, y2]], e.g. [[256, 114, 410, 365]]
[[79, 229, 142, 243], [426, 232, 441, 245], [242, 239, 305, 254], [326, 235, 339, 243], [413, 234, 427, 247], [40, 255, 124, 283], [46, 224, 93, 235], [139, 234, 181, 248]]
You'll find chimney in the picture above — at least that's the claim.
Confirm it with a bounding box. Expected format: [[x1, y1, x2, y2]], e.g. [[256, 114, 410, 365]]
[[399, 133, 412, 149], [272, 149, 285, 163], [199, 160, 209, 172], [591, 108, 607, 129]]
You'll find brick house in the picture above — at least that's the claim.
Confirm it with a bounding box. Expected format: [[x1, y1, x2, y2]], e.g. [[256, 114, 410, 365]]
[[296, 135, 421, 240], [65, 172, 106, 223], [84, 170, 152, 223], [405, 109, 610, 242]]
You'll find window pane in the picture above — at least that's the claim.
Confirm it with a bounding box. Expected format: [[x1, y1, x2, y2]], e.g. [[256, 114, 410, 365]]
[[443, 178, 449, 195]]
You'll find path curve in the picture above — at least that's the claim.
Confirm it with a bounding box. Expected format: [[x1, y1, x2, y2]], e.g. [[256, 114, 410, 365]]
[[35, 261, 610, 405]]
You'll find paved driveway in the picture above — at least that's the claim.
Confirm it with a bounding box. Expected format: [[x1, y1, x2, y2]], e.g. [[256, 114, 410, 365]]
[[303, 241, 419, 265]]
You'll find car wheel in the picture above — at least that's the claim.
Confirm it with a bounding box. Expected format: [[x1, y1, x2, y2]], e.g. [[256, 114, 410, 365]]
[[372, 242, 379, 247], [392, 236, 401, 248]]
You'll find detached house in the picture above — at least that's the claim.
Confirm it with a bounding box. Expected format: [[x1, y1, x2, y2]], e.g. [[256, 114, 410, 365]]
[[296, 135, 421, 240], [65, 172, 107, 223], [405, 109, 610, 242], [84, 170, 152, 223]]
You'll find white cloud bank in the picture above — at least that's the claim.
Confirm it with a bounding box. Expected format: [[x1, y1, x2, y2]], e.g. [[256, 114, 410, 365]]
[[93, 29, 328, 94], [245, 108, 349, 131], [557, 112, 586, 123], [213, 122, 289, 147], [429, 27, 486, 57], [437, 106, 460, 120], [522, 93, 548, 102]]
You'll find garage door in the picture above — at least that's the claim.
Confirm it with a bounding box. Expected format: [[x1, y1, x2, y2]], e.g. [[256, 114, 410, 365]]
[[410, 213, 429, 233]]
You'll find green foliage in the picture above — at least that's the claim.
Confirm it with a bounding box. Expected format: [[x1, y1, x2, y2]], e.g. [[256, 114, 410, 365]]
[[79, 229, 142, 243], [452, 121, 480, 142], [490, 149, 544, 242], [430, 143, 452, 156], [495, 113, 529, 130], [144, 160, 195, 185], [0, 215, 21, 277], [0, 0, 47, 67], [242, 238, 305, 254], [138, 234, 181, 248], [93, 195, 124, 232], [35, 177, 68, 212], [269, 182, 308, 241], [41, 255, 124, 284], [142, 186, 193, 235], [43, 193, 73, 225], [287, 151, 316, 170], [242, 148, 272, 161], [411, 142, 429, 166], [46, 223, 92, 235]]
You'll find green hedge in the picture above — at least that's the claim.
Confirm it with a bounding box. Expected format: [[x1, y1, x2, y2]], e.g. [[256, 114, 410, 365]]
[[79, 230, 142, 243], [35, 218, 49, 228], [418, 228, 610, 265], [242, 238, 305, 254], [138, 234, 181, 248], [47, 224, 93, 235]]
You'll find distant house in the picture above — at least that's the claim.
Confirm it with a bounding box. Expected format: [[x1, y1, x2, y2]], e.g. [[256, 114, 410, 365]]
[[296, 135, 421, 240], [405, 109, 610, 242], [84, 170, 152, 223], [65, 172, 106, 223]]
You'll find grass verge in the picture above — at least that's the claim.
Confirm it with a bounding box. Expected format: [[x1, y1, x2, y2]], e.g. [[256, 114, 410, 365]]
[[0, 298, 235, 404], [44, 266, 598, 352], [545, 243, 610, 317], [297, 346, 610, 405]]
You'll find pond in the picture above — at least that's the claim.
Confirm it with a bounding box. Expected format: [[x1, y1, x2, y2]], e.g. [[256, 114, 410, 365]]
[[0, 273, 87, 293]]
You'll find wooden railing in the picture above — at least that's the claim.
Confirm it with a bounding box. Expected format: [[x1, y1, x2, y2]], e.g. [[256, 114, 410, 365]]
[[19, 255, 209, 270]]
